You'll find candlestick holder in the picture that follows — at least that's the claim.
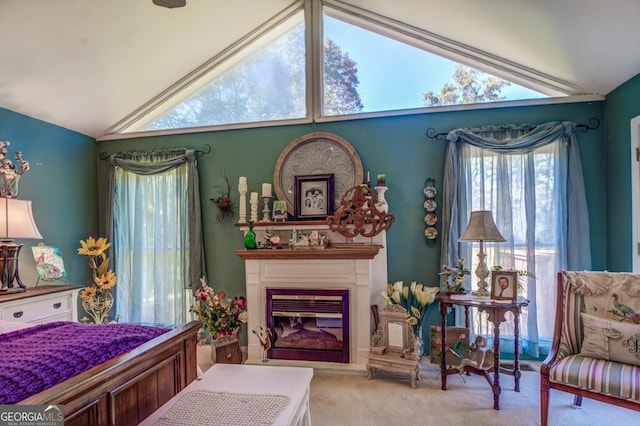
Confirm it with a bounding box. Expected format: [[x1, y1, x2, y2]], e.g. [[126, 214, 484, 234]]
[[238, 184, 247, 223], [261, 196, 272, 222], [250, 197, 259, 223]]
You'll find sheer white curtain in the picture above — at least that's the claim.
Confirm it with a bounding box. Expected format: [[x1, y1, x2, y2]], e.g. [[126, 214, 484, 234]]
[[107, 149, 206, 327], [440, 122, 591, 357]]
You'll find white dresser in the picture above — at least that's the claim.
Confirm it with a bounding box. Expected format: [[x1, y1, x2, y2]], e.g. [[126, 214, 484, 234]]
[[0, 285, 81, 324]]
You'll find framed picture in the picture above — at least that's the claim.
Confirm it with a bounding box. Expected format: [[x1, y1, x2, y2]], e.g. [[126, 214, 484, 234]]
[[272, 200, 288, 221], [294, 174, 335, 220], [31, 245, 67, 281], [490, 270, 518, 301]]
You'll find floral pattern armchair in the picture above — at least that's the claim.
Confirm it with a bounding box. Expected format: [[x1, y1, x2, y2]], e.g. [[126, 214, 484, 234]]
[[540, 271, 640, 426]]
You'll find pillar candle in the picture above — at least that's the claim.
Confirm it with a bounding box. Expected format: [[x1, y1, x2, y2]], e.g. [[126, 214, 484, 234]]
[[250, 191, 259, 201], [239, 176, 247, 185], [262, 183, 272, 197]]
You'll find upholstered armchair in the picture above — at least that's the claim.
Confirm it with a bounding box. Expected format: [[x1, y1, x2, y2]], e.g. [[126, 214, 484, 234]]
[[540, 271, 640, 426]]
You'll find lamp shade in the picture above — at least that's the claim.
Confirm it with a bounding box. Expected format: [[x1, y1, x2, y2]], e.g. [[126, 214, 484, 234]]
[[0, 198, 43, 240], [459, 210, 505, 242]]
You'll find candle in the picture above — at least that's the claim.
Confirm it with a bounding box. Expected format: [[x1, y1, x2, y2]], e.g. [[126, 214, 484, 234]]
[[377, 174, 386, 186], [250, 192, 258, 201], [261, 183, 272, 197], [367, 171, 370, 183], [239, 176, 247, 185]]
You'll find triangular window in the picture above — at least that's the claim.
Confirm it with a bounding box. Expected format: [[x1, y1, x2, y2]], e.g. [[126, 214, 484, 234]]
[[126, 10, 307, 133], [321, 11, 547, 117], [118, 2, 553, 135]]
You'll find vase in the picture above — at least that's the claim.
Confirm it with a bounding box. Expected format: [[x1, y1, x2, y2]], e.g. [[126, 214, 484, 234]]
[[244, 221, 257, 249], [374, 186, 388, 213], [81, 291, 115, 324], [210, 334, 243, 364], [0, 174, 20, 198], [414, 329, 424, 359]]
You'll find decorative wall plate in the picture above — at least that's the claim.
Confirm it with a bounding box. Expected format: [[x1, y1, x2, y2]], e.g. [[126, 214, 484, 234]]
[[424, 199, 437, 212], [423, 186, 437, 198], [424, 213, 438, 226], [425, 227, 438, 239], [274, 132, 364, 215]]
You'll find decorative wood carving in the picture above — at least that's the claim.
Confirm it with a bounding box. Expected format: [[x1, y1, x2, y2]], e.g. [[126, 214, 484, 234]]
[[326, 185, 395, 238]]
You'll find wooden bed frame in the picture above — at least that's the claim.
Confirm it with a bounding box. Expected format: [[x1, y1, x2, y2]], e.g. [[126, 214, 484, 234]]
[[19, 320, 201, 426]]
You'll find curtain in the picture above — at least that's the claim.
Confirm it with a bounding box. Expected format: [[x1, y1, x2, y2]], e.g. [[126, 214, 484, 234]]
[[106, 149, 206, 327], [440, 121, 591, 357]]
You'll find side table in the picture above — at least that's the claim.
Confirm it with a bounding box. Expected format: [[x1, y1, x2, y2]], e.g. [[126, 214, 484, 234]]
[[436, 293, 529, 410]]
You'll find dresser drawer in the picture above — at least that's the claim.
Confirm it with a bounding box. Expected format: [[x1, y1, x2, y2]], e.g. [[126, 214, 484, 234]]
[[0, 285, 81, 324], [4, 294, 71, 322]]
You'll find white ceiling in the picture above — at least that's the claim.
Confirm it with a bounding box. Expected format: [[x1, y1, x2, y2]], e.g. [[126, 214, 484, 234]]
[[1, 0, 639, 139]]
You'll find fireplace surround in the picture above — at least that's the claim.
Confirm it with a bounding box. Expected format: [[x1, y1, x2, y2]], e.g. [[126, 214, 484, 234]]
[[235, 222, 388, 371]]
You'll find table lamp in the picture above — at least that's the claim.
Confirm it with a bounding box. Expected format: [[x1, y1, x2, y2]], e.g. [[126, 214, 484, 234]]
[[459, 210, 505, 297], [0, 198, 43, 293]]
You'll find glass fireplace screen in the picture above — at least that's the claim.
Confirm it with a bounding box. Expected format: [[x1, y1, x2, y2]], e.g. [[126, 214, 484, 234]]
[[266, 288, 349, 363]]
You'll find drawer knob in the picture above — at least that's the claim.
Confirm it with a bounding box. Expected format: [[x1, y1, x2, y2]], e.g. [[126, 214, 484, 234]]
[[53, 302, 62, 309], [13, 311, 23, 318]]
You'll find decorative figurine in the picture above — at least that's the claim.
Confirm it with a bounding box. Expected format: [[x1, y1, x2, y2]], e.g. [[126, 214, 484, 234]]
[[252, 325, 272, 363]]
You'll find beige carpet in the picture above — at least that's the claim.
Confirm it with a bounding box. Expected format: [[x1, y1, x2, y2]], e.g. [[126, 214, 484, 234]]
[[197, 347, 636, 426]]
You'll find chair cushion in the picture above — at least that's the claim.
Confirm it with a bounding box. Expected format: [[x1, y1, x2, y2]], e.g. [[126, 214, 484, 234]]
[[549, 354, 640, 402], [580, 313, 640, 366]]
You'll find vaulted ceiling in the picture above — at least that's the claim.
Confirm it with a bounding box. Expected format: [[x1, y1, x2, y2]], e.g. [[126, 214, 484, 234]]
[[1, 0, 638, 138]]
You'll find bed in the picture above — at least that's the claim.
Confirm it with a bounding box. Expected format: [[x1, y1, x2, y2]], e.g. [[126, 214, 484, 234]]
[[1, 319, 200, 425]]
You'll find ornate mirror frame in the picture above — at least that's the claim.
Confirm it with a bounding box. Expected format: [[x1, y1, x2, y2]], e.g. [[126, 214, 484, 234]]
[[371, 304, 415, 356], [273, 132, 364, 215]]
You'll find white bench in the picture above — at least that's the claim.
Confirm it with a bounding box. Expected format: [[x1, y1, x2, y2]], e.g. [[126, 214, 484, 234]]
[[140, 364, 314, 426]]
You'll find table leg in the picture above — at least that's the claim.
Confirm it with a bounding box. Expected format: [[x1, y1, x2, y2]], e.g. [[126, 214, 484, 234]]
[[513, 308, 522, 392], [492, 315, 501, 410], [464, 306, 470, 329], [440, 302, 448, 390]]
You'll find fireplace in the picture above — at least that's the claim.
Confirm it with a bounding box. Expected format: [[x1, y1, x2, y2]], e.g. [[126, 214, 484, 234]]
[[235, 222, 388, 371], [267, 288, 349, 363]]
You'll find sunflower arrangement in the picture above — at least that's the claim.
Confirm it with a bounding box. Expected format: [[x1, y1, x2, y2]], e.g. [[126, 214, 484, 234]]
[[78, 236, 118, 324]]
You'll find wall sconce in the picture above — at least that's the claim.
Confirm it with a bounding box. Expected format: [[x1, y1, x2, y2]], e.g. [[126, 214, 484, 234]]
[[459, 210, 505, 297]]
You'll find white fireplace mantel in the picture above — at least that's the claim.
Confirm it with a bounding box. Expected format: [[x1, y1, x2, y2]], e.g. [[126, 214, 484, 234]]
[[235, 222, 388, 371]]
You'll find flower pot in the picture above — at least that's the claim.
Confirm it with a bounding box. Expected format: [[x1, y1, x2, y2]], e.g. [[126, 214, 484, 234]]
[[211, 334, 242, 364]]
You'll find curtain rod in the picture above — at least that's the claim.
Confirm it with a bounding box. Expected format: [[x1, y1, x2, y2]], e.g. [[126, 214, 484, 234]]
[[425, 118, 600, 140], [99, 144, 211, 161]]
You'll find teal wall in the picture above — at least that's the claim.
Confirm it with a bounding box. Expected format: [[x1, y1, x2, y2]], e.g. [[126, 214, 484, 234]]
[[604, 73, 640, 271], [96, 101, 607, 312], [0, 107, 98, 287], [2, 99, 610, 334]]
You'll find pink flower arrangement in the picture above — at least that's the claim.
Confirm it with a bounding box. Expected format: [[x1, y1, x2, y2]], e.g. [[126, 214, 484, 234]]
[[190, 277, 248, 339]]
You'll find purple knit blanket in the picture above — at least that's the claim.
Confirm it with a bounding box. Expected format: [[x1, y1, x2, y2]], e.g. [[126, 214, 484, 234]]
[[0, 321, 169, 404]]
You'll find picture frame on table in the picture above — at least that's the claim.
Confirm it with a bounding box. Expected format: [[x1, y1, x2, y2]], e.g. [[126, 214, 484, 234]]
[[272, 200, 288, 221], [294, 174, 334, 220], [490, 270, 518, 301]]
